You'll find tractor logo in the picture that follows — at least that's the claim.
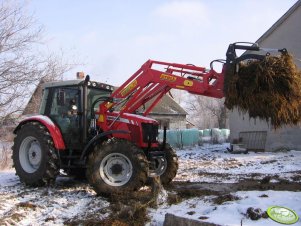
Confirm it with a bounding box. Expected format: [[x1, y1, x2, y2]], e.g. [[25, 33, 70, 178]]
[[184, 80, 193, 87], [267, 206, 299, 224], [120, 80, 138, 96], [160, 74, 176, 82]]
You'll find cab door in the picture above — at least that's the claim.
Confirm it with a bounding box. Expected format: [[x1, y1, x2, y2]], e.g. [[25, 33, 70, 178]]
[[45, 86, 82, 149]]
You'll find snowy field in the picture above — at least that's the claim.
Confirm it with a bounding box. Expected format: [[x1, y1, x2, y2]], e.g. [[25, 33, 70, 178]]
[[176, 144, 301, 183], [150, 144, 301, 226], [148, 190, 301, 226], [0, 143, 301, 225]]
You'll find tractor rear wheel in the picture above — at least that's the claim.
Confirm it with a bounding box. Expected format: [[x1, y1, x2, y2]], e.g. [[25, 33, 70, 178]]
[[12, 122, 60, 186], [86, 138, 148, 196]]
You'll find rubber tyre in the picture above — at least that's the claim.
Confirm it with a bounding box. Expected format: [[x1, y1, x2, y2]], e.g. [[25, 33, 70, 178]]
[[12, 122, 60, 186], [160, 144, 178, 186], [86, 138, 148, 196]]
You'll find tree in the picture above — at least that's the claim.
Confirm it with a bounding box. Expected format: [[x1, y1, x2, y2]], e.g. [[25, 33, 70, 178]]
[[185, 95, 228, 129], [0, 1, 73, 124]]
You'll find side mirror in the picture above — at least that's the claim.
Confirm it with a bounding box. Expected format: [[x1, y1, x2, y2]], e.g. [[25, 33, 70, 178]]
[[57, 90, 66, 106]]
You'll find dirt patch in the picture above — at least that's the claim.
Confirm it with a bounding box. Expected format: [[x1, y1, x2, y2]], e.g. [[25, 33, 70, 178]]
[[64, 194, 149, 226], [167, 192, 183, 205], [260, 176, 271, 184], [175, 187, 220, 199], [246, 207, 268, 220], [187, 211, 196, 215], [16, 202, 38, 210], [212, 194, 240, 205], [199, 216, 209, 220], [291, 174, 301, 182], [260, 160, 277, 164], [171, 178, 301, 196], [258, 194, 269, 198], [87, 189, 155, 226]]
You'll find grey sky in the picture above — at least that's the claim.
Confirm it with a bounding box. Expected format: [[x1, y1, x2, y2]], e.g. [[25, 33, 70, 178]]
[[29, 0, 297, 85]]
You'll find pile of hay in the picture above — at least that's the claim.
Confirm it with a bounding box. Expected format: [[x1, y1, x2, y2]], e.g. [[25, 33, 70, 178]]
[[224, 53, 301, 129]]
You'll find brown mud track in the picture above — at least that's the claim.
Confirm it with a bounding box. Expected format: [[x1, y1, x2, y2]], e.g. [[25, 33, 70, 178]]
[[171, 179, 301, 197], [173, 168, 301, 197]]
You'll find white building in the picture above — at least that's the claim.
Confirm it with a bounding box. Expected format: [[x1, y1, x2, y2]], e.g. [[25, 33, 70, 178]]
[[229, 0, 301, 151]]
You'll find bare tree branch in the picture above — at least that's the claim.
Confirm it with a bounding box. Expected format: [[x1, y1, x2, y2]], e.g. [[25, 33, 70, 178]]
[[185, 94, 228, 129], [0, 0, 75, 125]]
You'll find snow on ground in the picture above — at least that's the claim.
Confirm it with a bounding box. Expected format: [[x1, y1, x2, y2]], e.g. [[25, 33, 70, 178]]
[[1, 143, 301, 225], [148, 190, 301, 226], [147, 144, 301, 226], [0, 171, 110, 225], [175, 143, 301, 183]]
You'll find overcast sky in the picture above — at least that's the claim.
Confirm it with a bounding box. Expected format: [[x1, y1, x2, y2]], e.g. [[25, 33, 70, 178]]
[[29, 0, 297, 85]]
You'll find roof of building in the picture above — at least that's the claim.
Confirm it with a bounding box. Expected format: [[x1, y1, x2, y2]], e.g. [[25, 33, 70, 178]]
[[256, 0, 301, 44], [145, 95, 188, 116]]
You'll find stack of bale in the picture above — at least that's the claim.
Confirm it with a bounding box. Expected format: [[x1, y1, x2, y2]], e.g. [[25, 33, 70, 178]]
[[224, 53, 301, 129]]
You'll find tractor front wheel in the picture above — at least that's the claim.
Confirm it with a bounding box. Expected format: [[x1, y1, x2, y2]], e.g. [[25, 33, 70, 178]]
[[157, 144, 178, 186], [12, 122, 60, 186], [86, 138, 148, 196]]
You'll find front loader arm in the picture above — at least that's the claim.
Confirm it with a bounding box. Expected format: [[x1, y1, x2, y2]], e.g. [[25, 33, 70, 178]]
[[97, 42, 288, 130], [100, 60, 224, 117]]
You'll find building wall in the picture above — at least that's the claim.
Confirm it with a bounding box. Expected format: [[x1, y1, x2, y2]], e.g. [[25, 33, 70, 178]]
[[229, 3, 301, 151], [258, 5, 301, 68], [230, 109, 301, 151], [170, 120, 187, 130], [149, 114, 187, 130]]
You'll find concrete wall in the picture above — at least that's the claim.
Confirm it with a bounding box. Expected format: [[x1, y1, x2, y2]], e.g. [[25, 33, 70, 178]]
[[229, 2, 301, 151], [230, 109, 301, 151]]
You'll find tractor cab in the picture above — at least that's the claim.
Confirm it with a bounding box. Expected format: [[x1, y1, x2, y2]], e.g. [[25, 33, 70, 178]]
[[39, 79, 114, 149]]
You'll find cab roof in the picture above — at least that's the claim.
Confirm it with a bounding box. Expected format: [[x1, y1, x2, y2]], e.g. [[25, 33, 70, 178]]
[[43, 79, 114, 91]]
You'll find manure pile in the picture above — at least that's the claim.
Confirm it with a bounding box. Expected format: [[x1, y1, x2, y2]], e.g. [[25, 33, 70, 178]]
[[224, 53, 301, 129]]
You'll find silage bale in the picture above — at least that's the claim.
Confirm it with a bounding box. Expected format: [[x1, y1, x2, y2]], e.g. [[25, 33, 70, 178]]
[[203, 129, 211, 137], [211, 128, 221, 137], [199, 130, 203, 137], [221, 129, 230, 137], [221, 129, 230, 141], [202, 128, 212, 143], [181, 129, 199, 146], [224, 53, 301, 129], [166, 130, 182, 148]]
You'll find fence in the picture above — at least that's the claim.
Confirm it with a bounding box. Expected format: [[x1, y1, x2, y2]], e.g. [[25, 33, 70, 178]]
[[239, 131, 267, 151], [158, 128, 230, 148]]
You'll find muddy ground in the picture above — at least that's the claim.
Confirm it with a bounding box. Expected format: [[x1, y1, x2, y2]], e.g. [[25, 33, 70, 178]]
[[0, 145, 301, 225], [1, 174, 300, 226]]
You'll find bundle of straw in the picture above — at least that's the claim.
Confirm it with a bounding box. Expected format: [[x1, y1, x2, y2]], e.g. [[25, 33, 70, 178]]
[[224, 53, 301, 129]]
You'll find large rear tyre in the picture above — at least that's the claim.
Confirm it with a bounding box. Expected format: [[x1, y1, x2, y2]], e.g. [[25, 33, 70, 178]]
[[12, 122, 60, 186], [86, 138, 148, 196]]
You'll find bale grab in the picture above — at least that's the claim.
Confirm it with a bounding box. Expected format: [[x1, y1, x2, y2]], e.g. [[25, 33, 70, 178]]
[[223, 43, 301, 129]]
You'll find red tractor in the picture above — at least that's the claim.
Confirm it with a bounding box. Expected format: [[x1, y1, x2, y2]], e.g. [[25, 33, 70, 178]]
[[12, 43, 285, 195]]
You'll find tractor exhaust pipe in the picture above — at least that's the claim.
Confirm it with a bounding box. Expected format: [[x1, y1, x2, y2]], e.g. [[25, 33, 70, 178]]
[[82, 75, 90, 143]]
